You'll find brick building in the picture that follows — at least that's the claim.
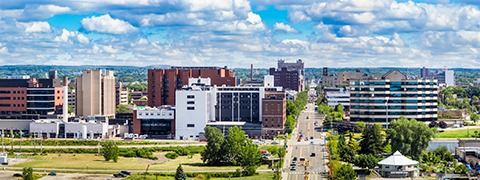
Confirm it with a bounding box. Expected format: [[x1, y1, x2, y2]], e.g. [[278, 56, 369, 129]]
[[261, 91, 286, 139], [269, 59, 305, 92], [147, 66, 236, 107]]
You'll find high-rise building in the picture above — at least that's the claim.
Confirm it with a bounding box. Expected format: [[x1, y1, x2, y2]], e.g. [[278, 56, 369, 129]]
[[420, 67, 429, 79], [321, 67, 364, 87], [269, 59, 305, 91], [0, 76, 64, 119], [147, 66, 236, 107], [262, 91, 286, 139], [75, 70, 116, 118], [349, 70, 438, 124], [436, 70, 455, 87], [115, 82, 129, 106]]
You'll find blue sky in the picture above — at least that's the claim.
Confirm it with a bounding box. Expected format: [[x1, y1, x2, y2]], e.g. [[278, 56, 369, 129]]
[[0, 0, 480, 68]]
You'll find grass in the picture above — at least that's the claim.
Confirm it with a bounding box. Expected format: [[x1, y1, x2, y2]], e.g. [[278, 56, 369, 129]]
[[13, 153, 269, 171], [437, 128, 480, 138], [124, 172, 273, 180]]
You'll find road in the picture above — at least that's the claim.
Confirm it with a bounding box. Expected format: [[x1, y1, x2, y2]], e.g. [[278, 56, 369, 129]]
[[282, 102, 327, 180]]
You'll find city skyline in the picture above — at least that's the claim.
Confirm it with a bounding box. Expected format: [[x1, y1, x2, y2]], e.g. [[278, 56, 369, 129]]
[[0, 0, 480, 68]]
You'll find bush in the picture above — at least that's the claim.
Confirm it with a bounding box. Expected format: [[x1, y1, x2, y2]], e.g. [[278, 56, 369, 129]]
[[439, 121, 447, 129], [165, 152, 179, 159], [429, 121, 438, 128]]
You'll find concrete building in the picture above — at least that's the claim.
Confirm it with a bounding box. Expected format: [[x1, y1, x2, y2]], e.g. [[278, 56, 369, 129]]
[[175, 78, 284, 139], [262, 91, 286, 139], [148, 66, 236, 107], [420, 67, 429, 79], [130, 91, 147, 100], [269, 59, 304, 92], [436, 69, 455, 87], [133, 106, 175, 139], [321, 67, 364, 87], [0, 76, 64, 119], [349, 70, 438, 124], [325, 89, 350, 111], [68, 90, 75, 111], [30, 118, 109, 139], [115, 82, 129, 106], [75, 70, 116, 119], [377, 151, 419, 178]]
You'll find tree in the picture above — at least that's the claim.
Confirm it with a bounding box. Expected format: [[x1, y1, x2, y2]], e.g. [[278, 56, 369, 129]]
[[357, 121, 366, 133], [387, 116, 436, 160], [336, 103, 345, 115], [333, 163, 357, 180], [22, 167, 34, 180], [115, 104, 131, 113], [285, 115, 296, 134], [175, 164, 187, 180], [128, 94, 132, 103], [241, 144, 262, 176], [286, 100, 298, 117], [102, 140, 119, 162], [224, 126, 248, 165], [201, 126, 225, 165], [338, 134, 346, 160], [473, 95, 479, 101], [67, 105, 73, 114], [359, 124, 384, 157], [455, 164, 470, 174], [439, 121, 448, 129], [354, 154, 378, 169], [471, 113, 479, 123], [428, 121, 438, 128], [343, 135, 358, 163]]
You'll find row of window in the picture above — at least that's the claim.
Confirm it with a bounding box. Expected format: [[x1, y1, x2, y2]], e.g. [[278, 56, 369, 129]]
[[265, 124, 282, 128], [152, 78, 184, 82], [351, 111, 437, 115], [216, 105, 258, 109], [351, 88, 437, 91], [350, 81, 438, 85], [219, 100, 259, 104], [0, 104, 24, 107], [352, 105, 437, 109], [218, 94, 259, 98], [351, 118, 437, 122], [352, 99, 437, 103], [352, 94, 438, 97], [138, 112, 173, 116], [264, 118, 282, 122]]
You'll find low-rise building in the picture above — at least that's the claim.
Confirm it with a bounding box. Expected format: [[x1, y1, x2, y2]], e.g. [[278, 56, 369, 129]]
[[133, 106, 175, 139], [377, 151, 419, 178]]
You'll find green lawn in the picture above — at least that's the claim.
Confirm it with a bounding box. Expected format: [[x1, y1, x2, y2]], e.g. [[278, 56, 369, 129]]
[[124, 172, 273, 180], [437, 128, 480, 138], [13, 153, 269, 171]]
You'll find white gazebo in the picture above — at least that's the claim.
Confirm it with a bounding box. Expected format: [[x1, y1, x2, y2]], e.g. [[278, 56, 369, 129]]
[[376, 151, 419, 178]]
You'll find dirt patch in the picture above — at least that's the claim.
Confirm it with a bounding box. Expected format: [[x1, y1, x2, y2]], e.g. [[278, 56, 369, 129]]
[[132, 153, 170, 165]]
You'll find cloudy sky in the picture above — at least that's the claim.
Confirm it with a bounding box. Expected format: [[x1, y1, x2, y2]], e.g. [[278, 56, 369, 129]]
[[0, 0, 480, 68]]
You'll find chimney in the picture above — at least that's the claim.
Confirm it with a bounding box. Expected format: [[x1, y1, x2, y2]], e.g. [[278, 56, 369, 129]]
[[251, 64, 253, 81], [63, 76, 68, 122]]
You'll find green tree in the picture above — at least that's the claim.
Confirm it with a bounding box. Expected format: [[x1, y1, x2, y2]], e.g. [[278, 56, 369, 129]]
[[338, 134, 346, 161], [359, 124, 384, 157], [139, 96, 148, 100], [455, 164, 470, 174], [286, 100, 298, 117], [306, 84, 310, 91], [473, 95, 479, 101], [224, 126, 249, 165], [354, 154, 379, 169], [115, 104, 131, 113], [356, 121, 366, 133], [471, 113, 479, 123], [102, 140, 119, 162], [336, 103, 345, 115], [285, 115, 296, 135], [241, 144, 262, 176], [387, 116, 436, 160], [344, 135, 358, 163], [175, 164, 187, 180], [333, 163, 357, 180], [128, 94, 132, 103], [22, 167, 34, 180], [67, 105, 73, 114], [201, 126, 225, 165]]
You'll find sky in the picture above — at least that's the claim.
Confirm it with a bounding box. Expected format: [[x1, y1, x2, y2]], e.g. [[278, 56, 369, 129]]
[[1, 0, 480, 68]]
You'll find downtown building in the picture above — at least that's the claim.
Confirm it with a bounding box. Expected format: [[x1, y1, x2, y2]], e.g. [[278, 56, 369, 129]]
[[147, 66, 236, 107], [269, 59, 305, 92], [75, 70, 116, 119], [349, 70, 438, 124], [0, 71, 64, 119], [174, 77, 285, 140]]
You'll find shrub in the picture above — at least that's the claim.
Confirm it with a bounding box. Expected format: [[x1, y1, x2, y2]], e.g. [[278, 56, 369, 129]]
[[439, 121, 448, 129], [165, 152, 179, 159]]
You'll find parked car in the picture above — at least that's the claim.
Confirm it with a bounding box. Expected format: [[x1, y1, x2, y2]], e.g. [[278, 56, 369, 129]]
[[120, 171, 131, 175], [306, 116, 309, 119], [300, 158, 305, 161], [13, 173, 23, 177], [48, 172, 57, 176], [290, 166, 296, 171], [291, 161, 296, 166], [199, 138, 207, 142], [113, 173, 128, 178], [310, 153, 316, 157], [293, 157, 297, 161], [271, 141, 279, 145]]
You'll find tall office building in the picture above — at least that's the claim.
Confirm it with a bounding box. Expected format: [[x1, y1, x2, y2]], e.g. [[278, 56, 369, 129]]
[[115, 82, 129, 106], [75, 70, 116, 118], [436, 70, 455, 87], [350, 70, 438, 124], [269, 59, 305, 91], [420, 67, 429, 79], [147, 66, 236, 107]]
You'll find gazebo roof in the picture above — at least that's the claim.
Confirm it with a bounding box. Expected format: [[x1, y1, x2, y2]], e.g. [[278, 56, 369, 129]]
[[378, 151, 419, 166]]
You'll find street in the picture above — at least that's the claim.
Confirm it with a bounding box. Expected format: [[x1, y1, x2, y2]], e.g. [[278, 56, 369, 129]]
[[282, 101, 327, 180]]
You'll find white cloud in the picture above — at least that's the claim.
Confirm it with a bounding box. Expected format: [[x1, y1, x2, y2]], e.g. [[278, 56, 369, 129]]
[[54, 29, 90, 44], [102, 45, 119, 54], [24, 21, 51, 33], [81, 14, 137, 34], [274, 22, 299, 33]]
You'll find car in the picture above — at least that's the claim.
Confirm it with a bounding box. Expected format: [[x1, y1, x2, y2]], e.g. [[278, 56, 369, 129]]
[[48, 172, 57, 176], [120, 171, 131, 176], [291, 161, 296, 166], [310, 141, 314, 145], [310, 153, 316, 157], [13, 173, 23, 177], [298, 138, 301, 142], [305, 137, 308, 141], [300, 158, 305, 161], [290, 166, 296, 171], [306, 116, 309, 119], [199, 138, 207, 142], [271, 142, 279, 145], [293, 157, 297, 161], [299, 134, 303, 137], [310, 136, 314, 139], [113, 173, 128, 178]]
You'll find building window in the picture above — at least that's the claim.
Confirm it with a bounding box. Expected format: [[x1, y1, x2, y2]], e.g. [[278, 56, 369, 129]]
[[22, 91, 24, 94], [13, 104, 16, 107], [139, 113, 142, 115], [265, 118, 267, 122], [13, 97, 15, 100], [187, 107, 195, 110], [13, 91, 15, 94], [21, 97, 24, 100], [187, 95, 195, 99], [21, 104, 24, 107], [187, 124, 195, 127], [187, 101, 195, 104]]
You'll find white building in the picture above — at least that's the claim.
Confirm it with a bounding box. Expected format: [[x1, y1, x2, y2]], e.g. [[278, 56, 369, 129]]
[[445, 70, 455, 87], [29, 119, 109, 139], [264, 75, 274, 87], [133, 106, 175, 138], [325, 90, 350, 109], [377, 151, 419, 178]]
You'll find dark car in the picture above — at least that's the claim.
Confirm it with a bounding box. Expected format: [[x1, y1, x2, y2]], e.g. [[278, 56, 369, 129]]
[[310, 136, 314, 139], [13, 173, 23, 177], [290, 166, 296, 171], [293, 157, 297, 161], [120, 171, 131, 175], [48, 172, 57, 176], [113, 173, 128, 178], [310, 153, 316, 157]]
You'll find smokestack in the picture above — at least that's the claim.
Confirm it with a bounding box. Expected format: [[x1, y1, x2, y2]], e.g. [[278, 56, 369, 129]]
[[251, 64, 253, 81], [63, 76, 68, 122]]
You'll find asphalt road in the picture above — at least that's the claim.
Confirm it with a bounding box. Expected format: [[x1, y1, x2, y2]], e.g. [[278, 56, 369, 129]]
[[282, 102, 327, 180]]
